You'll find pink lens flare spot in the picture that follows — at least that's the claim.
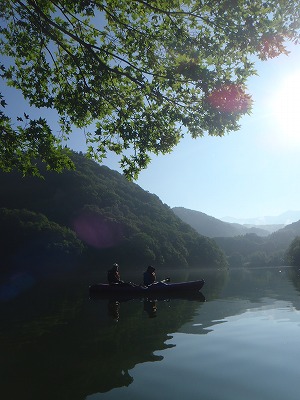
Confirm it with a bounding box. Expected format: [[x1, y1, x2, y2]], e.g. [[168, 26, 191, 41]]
[[207, 84, 252, 114], [73, 213, 124, 249]]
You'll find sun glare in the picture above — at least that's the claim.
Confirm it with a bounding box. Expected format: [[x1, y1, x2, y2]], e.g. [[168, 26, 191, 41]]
[[271, 71, 300, 145]]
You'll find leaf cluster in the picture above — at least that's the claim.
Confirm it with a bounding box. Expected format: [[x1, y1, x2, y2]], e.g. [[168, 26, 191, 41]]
[[1, 1, 300, 178]]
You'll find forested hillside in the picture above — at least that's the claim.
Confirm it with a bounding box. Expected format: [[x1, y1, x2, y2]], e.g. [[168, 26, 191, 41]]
[[172, 207, 300, 268], [0, 152, 227, 274], [214, 221, 300, 267]]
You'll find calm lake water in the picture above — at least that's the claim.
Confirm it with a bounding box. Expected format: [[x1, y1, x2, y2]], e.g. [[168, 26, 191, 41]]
[[1, 265, 300, 400]]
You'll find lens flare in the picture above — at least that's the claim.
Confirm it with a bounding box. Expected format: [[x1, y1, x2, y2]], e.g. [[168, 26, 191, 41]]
[[270, 71, 300, 146], [73, 213, 124, 248], [0, 273, 35, 302], [207, 84, 252, 114]]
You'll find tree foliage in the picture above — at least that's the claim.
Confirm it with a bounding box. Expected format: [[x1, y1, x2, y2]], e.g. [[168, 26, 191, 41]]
[[1, 1, 300, 178]]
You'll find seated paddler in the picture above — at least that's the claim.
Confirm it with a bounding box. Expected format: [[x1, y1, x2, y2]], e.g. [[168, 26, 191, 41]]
[[143, 265, 157, 287], [107, 263, 124, 285]]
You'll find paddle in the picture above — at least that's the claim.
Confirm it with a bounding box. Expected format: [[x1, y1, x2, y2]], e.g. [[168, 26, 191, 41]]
[[140, 277, 170, 287]]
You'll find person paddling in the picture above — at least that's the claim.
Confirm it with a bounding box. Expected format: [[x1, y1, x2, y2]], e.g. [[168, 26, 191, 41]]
[[107, 263, 124, 285], [143, 265, 156, 286], [107, 263, 137, 287]]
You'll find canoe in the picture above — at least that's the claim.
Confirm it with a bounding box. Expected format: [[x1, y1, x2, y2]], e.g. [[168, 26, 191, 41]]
[[89, 279, 205, 299]]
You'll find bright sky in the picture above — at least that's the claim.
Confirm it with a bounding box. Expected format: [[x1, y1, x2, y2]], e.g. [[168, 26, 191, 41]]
[[106, 43, 300, 220], [2, 43, 300, 220], [137, 44, 300, 220]]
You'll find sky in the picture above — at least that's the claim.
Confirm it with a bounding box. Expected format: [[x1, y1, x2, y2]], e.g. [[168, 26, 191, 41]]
[[2, 43, 300, 221], [105, 43, 300, 220]]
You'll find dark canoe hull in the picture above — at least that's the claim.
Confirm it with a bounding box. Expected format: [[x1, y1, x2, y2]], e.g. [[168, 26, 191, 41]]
[[89, 279, 205, 301]]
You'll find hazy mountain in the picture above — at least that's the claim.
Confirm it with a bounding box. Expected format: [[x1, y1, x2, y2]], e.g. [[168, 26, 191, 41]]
[[243, 224, 285, 234], [221, 210, 300, 225], [172, 207, 300, 267], [172, 207, 271, 238], [214, 219, 300, 268], [268, 220, 300, 247]]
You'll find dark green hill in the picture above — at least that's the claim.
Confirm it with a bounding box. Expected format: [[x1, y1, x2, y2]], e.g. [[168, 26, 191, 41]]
[[0, 152, 227, 272]]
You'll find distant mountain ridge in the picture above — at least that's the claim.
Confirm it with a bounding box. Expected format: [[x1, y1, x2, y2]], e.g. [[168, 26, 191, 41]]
[[221, 210, 300, 225], [172, 207, 300, 267], [172, 207, 276, 238]]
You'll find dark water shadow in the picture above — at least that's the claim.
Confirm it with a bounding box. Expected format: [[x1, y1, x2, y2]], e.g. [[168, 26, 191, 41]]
[[0, 270, 210, 400]]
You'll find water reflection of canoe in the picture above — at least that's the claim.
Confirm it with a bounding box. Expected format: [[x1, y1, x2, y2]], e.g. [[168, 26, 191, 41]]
[[92, 291, 206, 303], [89, 279, 205, 301]]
